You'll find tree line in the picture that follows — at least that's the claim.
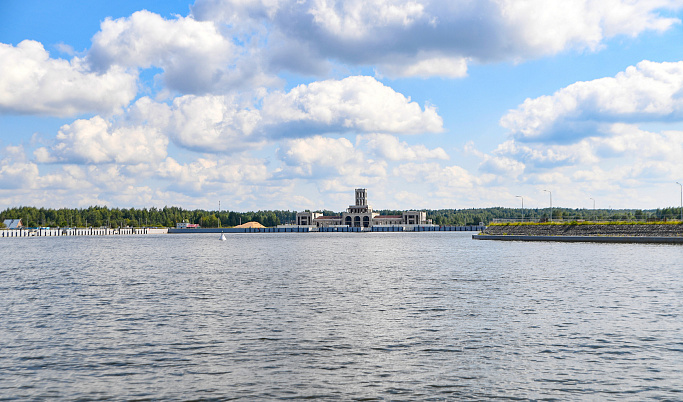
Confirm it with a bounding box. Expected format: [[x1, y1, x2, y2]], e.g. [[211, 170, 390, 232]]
[[2, 205, 682, 228], [0, 206, 292, 228]]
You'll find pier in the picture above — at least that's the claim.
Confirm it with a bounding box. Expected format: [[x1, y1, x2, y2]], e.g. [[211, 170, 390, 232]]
[[0, 227, 168, 237], [168, 225, 486, 234], [2, 225, 485, 237]]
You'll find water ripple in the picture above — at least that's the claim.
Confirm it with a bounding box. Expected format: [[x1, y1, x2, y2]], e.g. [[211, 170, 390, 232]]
[[0, 233, 682, 400]]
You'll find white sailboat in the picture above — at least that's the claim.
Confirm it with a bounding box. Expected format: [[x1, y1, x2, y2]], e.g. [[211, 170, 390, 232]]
[[219, 232, 227, 241]]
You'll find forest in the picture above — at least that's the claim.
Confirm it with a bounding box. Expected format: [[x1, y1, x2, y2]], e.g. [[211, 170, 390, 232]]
[[2, 205, 682, 228]]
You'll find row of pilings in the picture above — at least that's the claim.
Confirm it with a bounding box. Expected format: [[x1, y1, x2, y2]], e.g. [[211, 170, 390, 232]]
[[0, 227, 154, 237]]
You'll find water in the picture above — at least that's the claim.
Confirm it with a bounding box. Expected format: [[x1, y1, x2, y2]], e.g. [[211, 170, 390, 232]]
[[1, 232, 681, 400]]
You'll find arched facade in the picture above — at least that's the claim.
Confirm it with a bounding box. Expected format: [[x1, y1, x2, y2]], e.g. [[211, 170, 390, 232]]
[[295, 189, 430, 228]]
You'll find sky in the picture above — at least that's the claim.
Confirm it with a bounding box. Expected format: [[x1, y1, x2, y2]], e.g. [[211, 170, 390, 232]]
[[2, 0, 683, 213]]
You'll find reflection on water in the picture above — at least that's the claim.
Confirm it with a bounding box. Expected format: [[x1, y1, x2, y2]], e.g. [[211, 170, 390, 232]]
[[1, 233, 681, 399]]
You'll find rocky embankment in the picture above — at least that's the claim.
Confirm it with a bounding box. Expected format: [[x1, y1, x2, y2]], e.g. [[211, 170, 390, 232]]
[[484, 223, 683, 237]]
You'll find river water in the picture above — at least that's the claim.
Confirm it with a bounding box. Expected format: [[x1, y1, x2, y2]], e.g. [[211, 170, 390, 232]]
[[1, 232, 681, 400]]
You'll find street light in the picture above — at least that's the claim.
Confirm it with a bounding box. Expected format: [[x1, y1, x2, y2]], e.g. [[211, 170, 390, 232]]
[[677, 182, 683, 222], [516, 195, 524, 222], [590, 197, 595, 222], [544, 190, 552, 222]]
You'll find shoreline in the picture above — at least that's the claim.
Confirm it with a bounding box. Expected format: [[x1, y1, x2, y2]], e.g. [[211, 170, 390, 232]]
[[475, 223, 683, 243], [169, 225, 485, 233], [0, 225, 485, 238], [473, 234, 683, 244]]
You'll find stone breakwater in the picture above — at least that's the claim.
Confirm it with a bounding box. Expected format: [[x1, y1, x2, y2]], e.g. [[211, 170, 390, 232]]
[[483, 223, 683, 237]]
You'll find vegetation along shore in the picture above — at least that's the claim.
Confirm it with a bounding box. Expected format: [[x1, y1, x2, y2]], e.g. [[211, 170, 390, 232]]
[[483, 222, 683, 237], [2, 206, 683, 229]]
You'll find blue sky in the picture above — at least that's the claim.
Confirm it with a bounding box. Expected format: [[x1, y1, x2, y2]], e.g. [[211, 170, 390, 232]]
[[2, 0, 683, 212]]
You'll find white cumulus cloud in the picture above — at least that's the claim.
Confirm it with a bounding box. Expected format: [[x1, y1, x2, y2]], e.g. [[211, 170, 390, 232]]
[[35, 115, 168, 165], [277, 136, 388, 183], [0, 146, 40, 189], [0, 40, 137, 117], [360, 133, 449, 161], [88, 10, 275, 93], [192, 0, 682, 78], [261, 76, 443, 135], [163, 95, 264, 152], [157, 156, 269, 193], [501, 60, 683, 141]]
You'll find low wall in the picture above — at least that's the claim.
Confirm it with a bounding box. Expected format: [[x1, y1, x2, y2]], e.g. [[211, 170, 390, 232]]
[[473, 234, 683, 244], [482, 223, 683, 237], [169, 225, 486, 234]]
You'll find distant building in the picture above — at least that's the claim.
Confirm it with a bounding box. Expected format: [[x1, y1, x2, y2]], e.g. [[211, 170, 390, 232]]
[[176, 221, 200, 229], [3, 219, 23, 229], [294, 189, 429, 228]]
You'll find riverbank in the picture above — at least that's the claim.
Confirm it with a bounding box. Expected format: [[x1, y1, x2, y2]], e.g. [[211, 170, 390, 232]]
[[474, 222, 683, 243]]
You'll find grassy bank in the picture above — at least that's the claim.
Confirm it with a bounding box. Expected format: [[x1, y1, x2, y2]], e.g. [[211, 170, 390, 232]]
[[484, 222, 683, 237]]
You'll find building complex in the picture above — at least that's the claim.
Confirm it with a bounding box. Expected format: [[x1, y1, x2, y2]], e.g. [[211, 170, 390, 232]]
[[293, 189, 429, 228]]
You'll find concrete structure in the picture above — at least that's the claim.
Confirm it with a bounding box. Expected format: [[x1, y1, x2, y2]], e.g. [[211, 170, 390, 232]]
[[170, 225, 484, 234], [3, 219, 23, 229], [295, 212, 322, 226], [293, 189, 430, 228], [176, 221, 199, 229], [1, 227, 167, 237], [473, 234, 683, 244]]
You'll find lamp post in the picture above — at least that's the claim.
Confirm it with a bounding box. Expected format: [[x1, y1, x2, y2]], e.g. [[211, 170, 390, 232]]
[[590, 197, 595, 222], [544, 190, 552, 222], [677, 182, 683, 222], [516, 196, 524, 222]]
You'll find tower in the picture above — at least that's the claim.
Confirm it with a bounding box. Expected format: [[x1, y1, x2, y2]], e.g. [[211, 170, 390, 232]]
[[355, 188, 367, 206]]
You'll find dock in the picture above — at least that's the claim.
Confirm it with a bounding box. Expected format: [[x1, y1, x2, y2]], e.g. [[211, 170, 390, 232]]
[[1, 227, 168, 237], [169, 225, 486, 234]]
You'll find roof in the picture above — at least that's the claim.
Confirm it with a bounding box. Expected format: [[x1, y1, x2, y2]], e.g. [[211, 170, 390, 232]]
[[3, 219, 22, 229], [314, 216, 341, 220], [375, 215, 402, 219]]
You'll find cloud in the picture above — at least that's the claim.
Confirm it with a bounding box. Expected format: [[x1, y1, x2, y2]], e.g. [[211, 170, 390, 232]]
[[475, 122, 683, 195], [32, 74, 440, 159], [34, 115, 168, 165], [393, 162, 479, 190], [0, 40, 137, 117], [163, 95, 264, 152], [277, 136, 388, 184], [491, 139, 598, 170], [359, 133, 449, 161], [478, 155, 526, 178], [0, 146, 40, 189], [88, 10, 276, 93], [377, 55, 468, 79], [261, 76, 443, 136], [277, 136, 364, 176], [157, 155, 269, 193], [501, 60, 683, 142], [192, 0, 681, 78], [498, 0, 680, 55]]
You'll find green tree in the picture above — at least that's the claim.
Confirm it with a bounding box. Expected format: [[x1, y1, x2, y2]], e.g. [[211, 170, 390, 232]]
[[200, 215, 219, 227]]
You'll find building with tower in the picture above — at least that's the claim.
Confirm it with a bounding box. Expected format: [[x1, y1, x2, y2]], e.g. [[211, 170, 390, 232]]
[[294, 189, 428, 228]]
